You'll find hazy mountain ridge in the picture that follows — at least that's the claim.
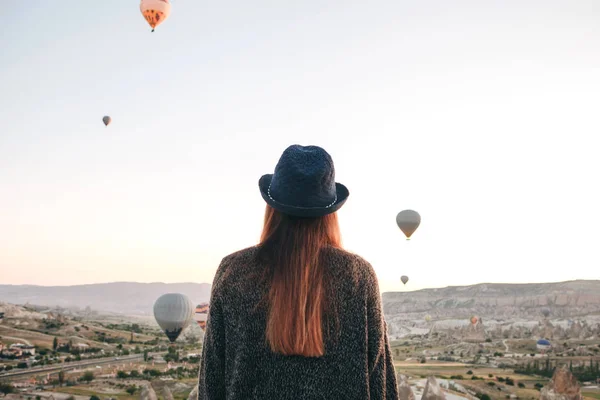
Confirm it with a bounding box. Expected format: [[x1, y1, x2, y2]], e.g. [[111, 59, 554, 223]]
[[383, 280, 600, 316], [382, 280, 600, 339], [2, 279, 599, 322], [0, 282, 211, 316]]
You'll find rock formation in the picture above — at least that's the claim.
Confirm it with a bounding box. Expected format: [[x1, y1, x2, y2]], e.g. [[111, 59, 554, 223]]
[[422, 376, 446, 400], [163, 386, 174, 400], [140, 383, 158, 400], [382, 280, 600, 339], [187, 385, 198, 400], [540, 366, 583, 400], [397, 374, 415, 400]]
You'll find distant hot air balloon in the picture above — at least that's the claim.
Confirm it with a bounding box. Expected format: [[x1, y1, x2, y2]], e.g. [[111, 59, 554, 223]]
[[396, 210, 421, 240], [536, 339, 551, 352], [194, 303, 209, 332], [140, 0, 171, 32], [541, 308, 551, 318], [153, 293, 194, 343], [470, 316, 479, 325], [401, 275, 409, 285], [425, 315, 431, 323], [102, 116, 111, 126]]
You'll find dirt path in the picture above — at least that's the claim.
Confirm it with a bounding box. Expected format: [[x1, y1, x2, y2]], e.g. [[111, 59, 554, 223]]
[[0, 334, 32, 345]]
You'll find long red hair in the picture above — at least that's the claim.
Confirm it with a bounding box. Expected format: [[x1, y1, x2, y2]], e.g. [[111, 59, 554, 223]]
[[258, 205, 341, 357]]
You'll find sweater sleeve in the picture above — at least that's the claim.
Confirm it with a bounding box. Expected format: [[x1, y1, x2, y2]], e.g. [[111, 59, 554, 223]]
[[198, 260, 228, 400], [365, 262, 399, 400]]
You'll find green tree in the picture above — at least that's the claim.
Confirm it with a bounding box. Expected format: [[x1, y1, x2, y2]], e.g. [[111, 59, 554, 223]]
[[126, 386, 137, 395], [81, 371, 95, 383], [53, 337, 58, 351], [90, 396, 100, 400], [0, 383, 15, 397], [117, 371, 128, 379], [58, 370, 66, 387], [143, 350, 149, 362]]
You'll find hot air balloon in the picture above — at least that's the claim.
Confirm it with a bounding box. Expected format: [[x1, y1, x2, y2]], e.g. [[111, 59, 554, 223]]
[[102, 116, 111, 126], [194, 303, 209, 332], [401, 275, 409, 285], [396, 210, 421, 240], [425, 315, 431, 323], [541, 308, 550, 318], [153, 293, 194, 343], [140, 0, 171, 32], [536, 339, 551, 352], [470, 316, 479, 325]]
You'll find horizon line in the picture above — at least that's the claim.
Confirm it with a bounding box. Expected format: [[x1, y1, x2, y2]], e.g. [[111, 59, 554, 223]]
[[1, 279, 598, 291]]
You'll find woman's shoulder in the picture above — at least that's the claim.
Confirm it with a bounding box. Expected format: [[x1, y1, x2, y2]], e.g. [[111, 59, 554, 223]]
[[213, 246, 259, 283], [221, 245, 260, 265], [322, 247, 378, 288]]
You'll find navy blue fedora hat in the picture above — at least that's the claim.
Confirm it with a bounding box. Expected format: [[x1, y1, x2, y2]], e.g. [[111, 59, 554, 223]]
[[259, 145, 349, 217]]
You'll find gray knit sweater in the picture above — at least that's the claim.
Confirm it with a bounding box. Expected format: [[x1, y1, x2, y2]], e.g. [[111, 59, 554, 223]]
[[198, 246, 399, 399]]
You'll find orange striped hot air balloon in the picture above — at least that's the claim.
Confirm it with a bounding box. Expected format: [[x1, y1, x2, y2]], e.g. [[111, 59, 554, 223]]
[[140, 0, 171, 32], [194, 303, 209, 331]]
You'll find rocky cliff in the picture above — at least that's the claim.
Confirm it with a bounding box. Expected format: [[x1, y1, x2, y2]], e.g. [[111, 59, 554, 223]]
[[382, 280, 600, 339]]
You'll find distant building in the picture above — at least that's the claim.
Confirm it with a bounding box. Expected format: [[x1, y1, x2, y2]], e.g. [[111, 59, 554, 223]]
[[8, 343, 35, 356], [73, 343, 89, 351]]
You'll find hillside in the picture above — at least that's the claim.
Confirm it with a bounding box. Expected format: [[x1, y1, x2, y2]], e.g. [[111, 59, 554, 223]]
[[382, 280, 600, 339], [0, 282, 211, 316]]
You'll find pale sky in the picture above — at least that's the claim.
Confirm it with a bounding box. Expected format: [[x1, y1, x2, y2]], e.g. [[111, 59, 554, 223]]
[[1, 0, 599, 293]]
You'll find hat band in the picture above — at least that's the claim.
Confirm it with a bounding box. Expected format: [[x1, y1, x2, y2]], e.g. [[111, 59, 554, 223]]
[[268, 182, 337, 209]]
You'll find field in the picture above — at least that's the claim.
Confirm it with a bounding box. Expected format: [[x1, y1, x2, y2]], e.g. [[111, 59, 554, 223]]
[[393, 360, 600, 400]]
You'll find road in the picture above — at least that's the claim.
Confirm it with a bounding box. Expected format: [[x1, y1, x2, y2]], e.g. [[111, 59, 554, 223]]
[[503, 339, 510, 352], [0, 353, 148, 379]]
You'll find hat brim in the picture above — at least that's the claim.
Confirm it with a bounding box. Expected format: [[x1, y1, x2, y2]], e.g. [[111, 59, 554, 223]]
[[259, 174, 349, 218]]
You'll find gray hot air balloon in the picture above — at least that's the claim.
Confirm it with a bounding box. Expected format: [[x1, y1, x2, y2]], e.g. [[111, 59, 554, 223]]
[[541, 307, 551, 318], [102, 116, 111, 126], [396, 210, 421, 240], [153, 293, 194, 343], [401, 275, 409, 285]]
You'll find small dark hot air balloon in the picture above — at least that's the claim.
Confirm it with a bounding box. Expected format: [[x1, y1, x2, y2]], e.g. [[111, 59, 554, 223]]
[[102, 116, 111, 126], [541, 308, 551, 318]]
